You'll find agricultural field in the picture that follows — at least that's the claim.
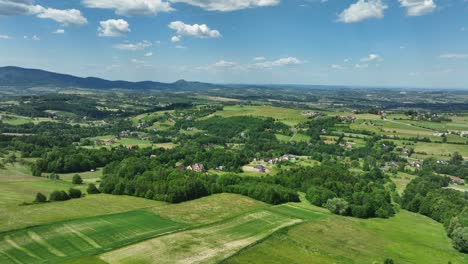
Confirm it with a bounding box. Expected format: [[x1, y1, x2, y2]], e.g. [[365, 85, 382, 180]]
[[99, 209, 303, 264], [0, 211, 185, 264], [213, 105, 307, 126]]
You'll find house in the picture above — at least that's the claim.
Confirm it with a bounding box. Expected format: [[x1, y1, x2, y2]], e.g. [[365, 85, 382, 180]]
[[254, 165, 266, 173], [187, 163, 206, 172], [280, 154, 297, 162], [437, 160, 449, 165], [127, 145, 134, 150], [449, 176, 465, 185], [408, 161, 422, 168], [216, 166, 224, 171]]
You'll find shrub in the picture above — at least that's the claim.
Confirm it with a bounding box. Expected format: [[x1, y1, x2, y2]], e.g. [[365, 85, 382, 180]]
[[49, 190, 70, 202], [323, 198, 349, 216], [87, 183, 101, 194], [452, 227, 468, 253], [68, 188, 82, 199], [72, 174, 83, 184], [34, 192, 47, 203]]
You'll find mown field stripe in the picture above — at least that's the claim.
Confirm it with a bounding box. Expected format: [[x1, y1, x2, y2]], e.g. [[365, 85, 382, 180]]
[[4, 235, 41, 260], [27, 231, 66, 257]]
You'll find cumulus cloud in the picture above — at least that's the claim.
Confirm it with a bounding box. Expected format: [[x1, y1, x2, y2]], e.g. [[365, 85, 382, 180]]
[[399, 0, 436, 16], [169, 21, 221, 38], [36, 7, 87, 25], [439, 53, 468, 59], [169, 0, 280, 11], [114, 40, 152, 51], [145, 52, 153, 56], [52, 29, 65, 34], [360, 53, 382, 62], [82, 0, 173, 16], [0, 0, 87, 25], [98, 19, 131, 37], [337, 0, 387, 23], [171, 35, 181, 42]]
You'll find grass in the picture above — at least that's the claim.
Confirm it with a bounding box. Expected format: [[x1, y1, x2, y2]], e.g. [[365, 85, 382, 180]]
[[224, 210, 468, 264], [99, 209, 304, 264], [0, 164, 165, 233], [148, 193, 269, 226], [391, 172, 417, 194], [214, 105, 307, 126], [0, 210, 185, 264], [414, 142, 468, 159]]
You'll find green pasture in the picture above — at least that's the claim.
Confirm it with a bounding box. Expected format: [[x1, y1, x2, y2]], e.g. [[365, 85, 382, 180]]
[[225, 210, 468, 264], [214, 105, 307, 126]]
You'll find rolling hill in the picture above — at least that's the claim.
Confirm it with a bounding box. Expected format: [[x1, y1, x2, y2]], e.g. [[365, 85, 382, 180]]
[[0, 66, 218, 91]]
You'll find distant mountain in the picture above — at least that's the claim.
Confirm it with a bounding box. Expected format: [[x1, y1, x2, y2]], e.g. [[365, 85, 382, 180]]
[[0, 66, 218, 90]]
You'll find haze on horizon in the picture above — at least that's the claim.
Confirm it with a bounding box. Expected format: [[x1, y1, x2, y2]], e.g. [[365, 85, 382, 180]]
[[1, 0, 468, 89]]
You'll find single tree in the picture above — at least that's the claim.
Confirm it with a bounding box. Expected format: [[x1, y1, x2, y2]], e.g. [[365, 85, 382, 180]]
[[87, 183, 101, 194], [72, 174, 83, 184], [68, 188, 82, 199], [34, 192, 47, 203]]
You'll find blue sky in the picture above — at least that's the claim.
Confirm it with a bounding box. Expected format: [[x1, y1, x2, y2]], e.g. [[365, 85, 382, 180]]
[[1, 0, 468, 88]]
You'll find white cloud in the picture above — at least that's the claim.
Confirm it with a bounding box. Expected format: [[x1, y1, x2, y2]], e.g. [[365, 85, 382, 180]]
[[169, 21, 221, 38], [114, 40, 152, 51], [171, 35, 181, 42], [360, 53, 382, 62], [253, 57, 303, 68], [398, 0, 436, 16], [197, 56, 304, 72], [0, 0, 87, 25], [355, 63, 369, 68], [32, 35, 40, 41], [331, 64, 345, 70], [439, 53, 468, 59], [98, 19, 131, 37], [145, 52, 153, 57], [169, 0, 280, 11], [36, 7, 87, 25], [337, 0, 387, 23], [0, 34, 12, 39], [175, 45, 187, 49], [82, 0, 173, 16], [52, 29, 65, 34], [254, 56, 266, 61]]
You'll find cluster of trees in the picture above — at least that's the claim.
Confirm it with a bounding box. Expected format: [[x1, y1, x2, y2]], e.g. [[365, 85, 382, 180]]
[[34, 188, 83, 203], [273, 166, 395, 218], [401, 172, 468, 253], [99, 157, 298, 204]]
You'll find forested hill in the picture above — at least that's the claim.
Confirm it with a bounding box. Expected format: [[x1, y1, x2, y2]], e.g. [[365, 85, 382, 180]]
[[0, 66, 219, 90]]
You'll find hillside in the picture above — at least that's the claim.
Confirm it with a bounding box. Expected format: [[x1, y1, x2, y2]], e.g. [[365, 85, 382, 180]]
[[0, 66, 217, 90]]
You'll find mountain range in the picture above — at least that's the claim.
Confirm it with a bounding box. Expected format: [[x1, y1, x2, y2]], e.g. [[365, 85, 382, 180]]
[[0, 66, 218, 90]]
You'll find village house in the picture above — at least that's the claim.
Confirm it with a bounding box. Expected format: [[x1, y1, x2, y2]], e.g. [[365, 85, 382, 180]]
[[449, 176, 465, 185], [187, 163, 206, 172], [408, 161, 422, 168]]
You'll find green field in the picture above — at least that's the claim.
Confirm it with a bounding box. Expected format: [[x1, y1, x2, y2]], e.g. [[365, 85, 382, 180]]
[[224, 210, 468, 264], [0, 211, 185, 264], [214, 105, 307, 126], [100, 209, 304, 264], [148, 193, 268, 225]]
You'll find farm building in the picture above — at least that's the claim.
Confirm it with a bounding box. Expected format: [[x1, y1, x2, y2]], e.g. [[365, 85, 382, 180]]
[[187, 163, 206, 172]]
